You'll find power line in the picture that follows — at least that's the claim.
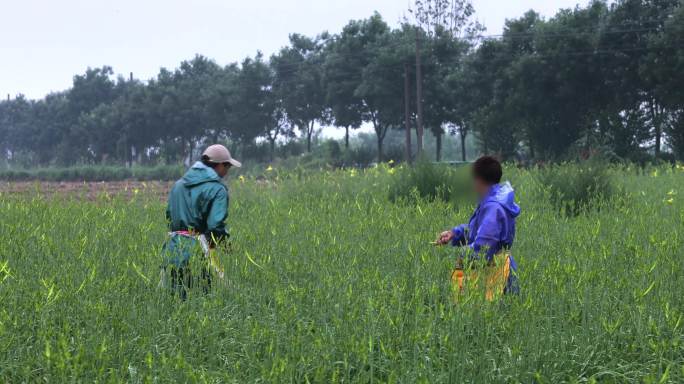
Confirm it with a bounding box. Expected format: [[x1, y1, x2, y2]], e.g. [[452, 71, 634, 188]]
[[267, 39, 682, 79], [475, 16, 674, 40], [3, 21, 680, 98], [261, 24, 677, 76], [478, 26, 664, 41]]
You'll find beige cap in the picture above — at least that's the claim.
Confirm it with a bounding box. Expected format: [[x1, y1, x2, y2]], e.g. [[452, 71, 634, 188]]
[[202, 144, 242, 168]]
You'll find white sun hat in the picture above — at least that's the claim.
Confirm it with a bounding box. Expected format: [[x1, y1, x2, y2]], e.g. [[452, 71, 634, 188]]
[[202, 144, 242, 168]]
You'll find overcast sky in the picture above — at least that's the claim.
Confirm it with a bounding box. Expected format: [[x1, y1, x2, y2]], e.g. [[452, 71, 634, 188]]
[[1, 0, 584, 100]]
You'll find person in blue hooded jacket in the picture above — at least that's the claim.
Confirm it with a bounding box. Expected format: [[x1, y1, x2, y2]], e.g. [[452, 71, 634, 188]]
[[161, 144, 241, 298], [436, 156, 521, 300]]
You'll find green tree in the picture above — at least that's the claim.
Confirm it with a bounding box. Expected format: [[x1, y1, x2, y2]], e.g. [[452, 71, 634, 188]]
[[421, 27, 469, 161], [21, 93, 71, 165], [229, 54, 291, 161], [354, 18, 405, 162], [649, 1, 684, 159], [271, 34, 327, 152], [0, 96, 33, 164], [323, 23, 366, 149], [154, 56, 224, 163], [406, 0, 480, 160], [64, 66, 118, 163], [601, 0, 680, 158]]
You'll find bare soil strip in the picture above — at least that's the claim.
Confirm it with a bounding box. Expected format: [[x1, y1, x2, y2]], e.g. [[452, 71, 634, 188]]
[[0, 181, 173, 200]]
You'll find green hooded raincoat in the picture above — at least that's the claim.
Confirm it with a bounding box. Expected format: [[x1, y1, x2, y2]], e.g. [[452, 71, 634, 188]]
[[163, 161, 229, 267]]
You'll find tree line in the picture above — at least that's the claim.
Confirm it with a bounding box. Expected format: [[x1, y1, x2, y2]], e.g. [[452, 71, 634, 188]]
[[1, 0, 683, 167]]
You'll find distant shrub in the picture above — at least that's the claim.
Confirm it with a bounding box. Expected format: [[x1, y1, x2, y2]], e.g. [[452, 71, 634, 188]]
[[537, 160, 614, 216], [344, 145, 376, 168], [389, 160, 472, 204], [278, 140, 306, 158], [1, 169, 30, 181], [383, 145, 405, 164], [323, 140, 343, 161], [133, 165, 184, 181], [304, 139, 344, 168], [0, 165, 184, 182], [240, 142, 271, 163]]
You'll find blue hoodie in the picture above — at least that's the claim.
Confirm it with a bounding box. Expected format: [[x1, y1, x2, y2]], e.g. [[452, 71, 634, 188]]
[[451, 182, 521, 274]]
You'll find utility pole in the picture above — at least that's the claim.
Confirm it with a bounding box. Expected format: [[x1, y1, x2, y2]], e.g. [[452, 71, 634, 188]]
[[415, 29, 424, 158], [126, 72, 133, 166], [404, 63, 412, 164]]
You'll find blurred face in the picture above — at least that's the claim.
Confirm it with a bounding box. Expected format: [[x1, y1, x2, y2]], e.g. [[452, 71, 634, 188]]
[[215, 163, 231, 178], [473, 176, 491, 199]]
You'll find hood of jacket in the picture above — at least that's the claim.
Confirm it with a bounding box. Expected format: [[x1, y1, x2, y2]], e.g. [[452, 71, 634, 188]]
[[483, 181, 521, 218], [181, 161, 222, 187]]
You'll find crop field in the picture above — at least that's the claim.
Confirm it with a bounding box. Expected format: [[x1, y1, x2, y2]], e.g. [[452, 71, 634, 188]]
[[1, 165, 683, 382]]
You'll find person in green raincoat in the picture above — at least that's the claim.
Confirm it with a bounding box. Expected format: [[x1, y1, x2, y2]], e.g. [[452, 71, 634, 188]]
[[161, 144, 241, 298]]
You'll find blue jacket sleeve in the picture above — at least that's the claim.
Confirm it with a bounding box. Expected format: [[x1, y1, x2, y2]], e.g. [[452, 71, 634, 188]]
[[450, 224, 468, 246], [470, 203, 503, 261]]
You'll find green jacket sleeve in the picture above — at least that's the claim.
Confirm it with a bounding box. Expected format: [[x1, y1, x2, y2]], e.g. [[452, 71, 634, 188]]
[[205, 186, 229, 244], [165, 198, 171, 224]]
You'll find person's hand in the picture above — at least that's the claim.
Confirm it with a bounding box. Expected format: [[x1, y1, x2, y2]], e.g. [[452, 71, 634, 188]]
[[436, 230, 454, 245]]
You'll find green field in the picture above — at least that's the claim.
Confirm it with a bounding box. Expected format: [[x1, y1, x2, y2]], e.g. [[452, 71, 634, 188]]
[[1, 165, 683, 383]]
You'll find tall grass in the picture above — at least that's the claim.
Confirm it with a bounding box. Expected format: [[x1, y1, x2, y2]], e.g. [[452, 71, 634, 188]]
[[1, 164, 683, 382]]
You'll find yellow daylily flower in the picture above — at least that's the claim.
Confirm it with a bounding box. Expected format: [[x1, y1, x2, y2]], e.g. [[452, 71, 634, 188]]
[[388, 159, 395, 165], [665, 198, 674, 205], [667, 190, 676, 196], [239, 175, 246, 182], [266, 165, 273, 172]]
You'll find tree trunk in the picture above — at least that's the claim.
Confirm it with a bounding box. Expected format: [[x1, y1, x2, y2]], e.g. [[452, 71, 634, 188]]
[[377, 134, 383, 163], [460, 131, 467, 162], [269, 138, 276, 162], [345, 126, 350, 149], [122, 134, 129, 167], [373, 119, 385, 163], [435, 131, 442, 162], [404, 63, 412, 164], [306, 121, 314, 153], [415, 30, 424, 157], [651, 100, 662, 158], [655, 107, 662, 159], [188, 139, 194, 167]]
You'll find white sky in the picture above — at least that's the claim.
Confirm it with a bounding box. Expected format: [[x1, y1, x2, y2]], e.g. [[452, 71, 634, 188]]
[[1, 0, 584, 100]]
